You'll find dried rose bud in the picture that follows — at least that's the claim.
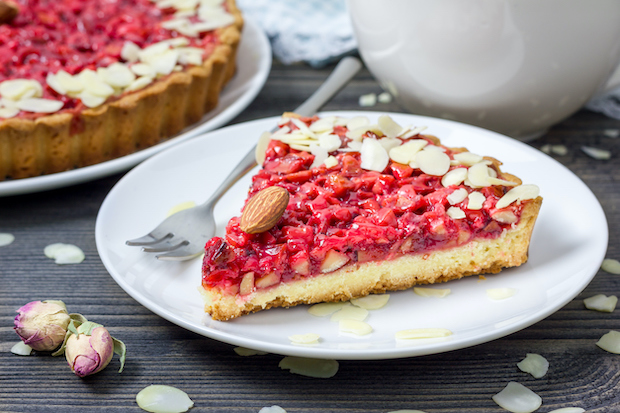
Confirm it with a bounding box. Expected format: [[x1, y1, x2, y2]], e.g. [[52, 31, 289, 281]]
[[56, 320, 126, 378], [14, 300, 71, 351]]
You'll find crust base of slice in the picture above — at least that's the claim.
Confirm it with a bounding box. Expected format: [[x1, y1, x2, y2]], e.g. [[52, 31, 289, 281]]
[[201, 197, 542, 321]]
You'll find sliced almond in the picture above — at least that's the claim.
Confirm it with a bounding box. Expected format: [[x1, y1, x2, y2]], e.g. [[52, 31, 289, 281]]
[[389, 139, 428, 164], [447, 188, 468, 205], [492, 210, 517, 224], [596, 330, 620, 354], [0, 233, 15, 246], [492, 382, 542, 413], [136, 385, 194, 413], [255, 131, 272, 165], [279, 356, 339, 378], [0, 79, 42, 100], [395, 328, 452, 340], [350, 294, 390, 310], [447, 206, 466, 220], [584, 294, 618, 312], [413, 287, 451, 298], [495, 184, 540, 209], [318, 134, 342, 152], [309, 117, 335, 133], [240, 186, 289, 234], [323, 155, 338, 168], [601, 258, 620, 274], [378, 115, 404, 138], [43, 243, 85, 264], [466, 192, 486, 210], [150, 49, 180, 76], [581, 146, 611, 160], [255, 272, 279, 289], [346, 116, 370, 131], [121, 41, 141, 63], [288, 333, 320, 345], [486, 288, 517, 300], [16, 98, 63, 113], [517, 353, 549, 378], [102, 63, 136, 88], [239, 272, 255, 296], [320, 249, 350, 273], [330, 305, 368, 322], [441, 167, 468, 187], [415, 147, 450, 176], [339, 319, 373, 336], [308, 302, 350, 317], [466, 162, 492, 187], [360, 138, 390, 172], [78, 92, 107, 108], [0, 106, 19, 118], [11, 341, 33, 356], [452, 151, 483, 166]]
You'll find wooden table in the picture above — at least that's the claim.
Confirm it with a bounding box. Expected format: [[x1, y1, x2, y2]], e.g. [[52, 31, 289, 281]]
[[1, 60, 619, 412]]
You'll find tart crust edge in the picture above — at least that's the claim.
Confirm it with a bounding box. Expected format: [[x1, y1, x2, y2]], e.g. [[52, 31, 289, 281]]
[[200, 196, 543, 321], [0, 0, 243, 180]]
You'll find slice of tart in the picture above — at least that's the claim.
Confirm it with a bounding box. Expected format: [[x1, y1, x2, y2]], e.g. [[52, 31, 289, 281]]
[[200, 113, 542, 321], [0, 0, 242, 180]]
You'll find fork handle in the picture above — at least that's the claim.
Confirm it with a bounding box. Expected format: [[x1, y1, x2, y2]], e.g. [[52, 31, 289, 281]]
[[204, 56, 363, 206]]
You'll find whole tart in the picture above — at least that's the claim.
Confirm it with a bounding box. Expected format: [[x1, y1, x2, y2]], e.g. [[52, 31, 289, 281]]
[[0, 0, 242, 180], [200, 113, 543, 321]]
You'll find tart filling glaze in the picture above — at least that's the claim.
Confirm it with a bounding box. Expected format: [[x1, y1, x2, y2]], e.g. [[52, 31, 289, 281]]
[[0, 0, 242, 179], [201, 114, 542, 320]]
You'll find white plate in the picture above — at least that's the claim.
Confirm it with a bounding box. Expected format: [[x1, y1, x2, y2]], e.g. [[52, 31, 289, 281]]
[[96, 111, 608, 360], [0, 18, 271, 197]]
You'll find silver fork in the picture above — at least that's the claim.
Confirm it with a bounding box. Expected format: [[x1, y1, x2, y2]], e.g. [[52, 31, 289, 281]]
[[126, 56, 363, 261]]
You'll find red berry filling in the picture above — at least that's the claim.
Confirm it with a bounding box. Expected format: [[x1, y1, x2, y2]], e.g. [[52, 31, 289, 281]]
[[202, 117, 525, 296]]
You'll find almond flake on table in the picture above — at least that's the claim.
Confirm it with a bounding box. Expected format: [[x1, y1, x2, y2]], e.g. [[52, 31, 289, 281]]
[[517, 353, 549, 378], [259, 406, 287, 413], [492, 382, 542, 413], [603, 128, 620, 138], [43, 243, 85, 264], [11, 341, 33, 356], [377, 92, 393, 103], [581, 145, 611, 160], [278, 356, 339, 378], [136, 385, 194, 413], [584, 294, 618, 312], [0, 233, 15, 247], [601, 258, 620, 274], [358, 92, 377, 107], [596, 330, 620, 354]]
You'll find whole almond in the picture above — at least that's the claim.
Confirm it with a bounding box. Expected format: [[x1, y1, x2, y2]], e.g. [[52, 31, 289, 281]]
[[0, 1, 18, 24], [240, 186, 289, 234]]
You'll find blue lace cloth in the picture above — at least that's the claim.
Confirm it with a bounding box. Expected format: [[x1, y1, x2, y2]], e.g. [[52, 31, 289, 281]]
[[236, 0, 357, 67]]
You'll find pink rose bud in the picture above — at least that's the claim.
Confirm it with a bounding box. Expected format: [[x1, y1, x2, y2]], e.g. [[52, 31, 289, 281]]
[[65, 325, 115, 377], [14, 300, 71, 351]]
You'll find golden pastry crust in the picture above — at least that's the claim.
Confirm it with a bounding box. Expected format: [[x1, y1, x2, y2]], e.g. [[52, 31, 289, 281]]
[[0, 0, 242, 180], [201, 197, 542, 321]]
